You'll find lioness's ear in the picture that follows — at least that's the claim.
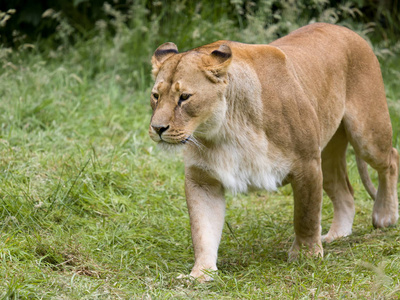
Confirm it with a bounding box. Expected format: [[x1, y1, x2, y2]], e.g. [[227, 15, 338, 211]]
[[202, 44, 232, 83], [151, 42, 179, 78]]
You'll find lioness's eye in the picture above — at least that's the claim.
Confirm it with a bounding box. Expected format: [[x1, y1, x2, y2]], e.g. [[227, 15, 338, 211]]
[[152, 93, 159, 100], [179, 94, 191, 101]]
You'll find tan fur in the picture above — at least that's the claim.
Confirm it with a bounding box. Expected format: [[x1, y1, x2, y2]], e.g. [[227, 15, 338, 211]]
[[149, 23, 399, 282]]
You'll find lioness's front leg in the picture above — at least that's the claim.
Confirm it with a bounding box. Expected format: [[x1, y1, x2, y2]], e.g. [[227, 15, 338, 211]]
[[289, 159, 323, 260], [184, 166, 225, 282]]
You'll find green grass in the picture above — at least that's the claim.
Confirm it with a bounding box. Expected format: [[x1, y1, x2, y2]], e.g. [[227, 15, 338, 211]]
[[1, 16, 400, 300]]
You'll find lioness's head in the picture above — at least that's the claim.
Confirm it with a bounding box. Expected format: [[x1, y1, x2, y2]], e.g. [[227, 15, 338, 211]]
[[149, 42, 232, 148]]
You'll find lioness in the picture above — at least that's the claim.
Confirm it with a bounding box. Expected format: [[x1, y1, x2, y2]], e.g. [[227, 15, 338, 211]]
[[149, 23, 399, 281]]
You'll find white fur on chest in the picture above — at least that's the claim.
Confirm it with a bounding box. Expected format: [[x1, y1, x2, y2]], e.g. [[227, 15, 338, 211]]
[[185, 135, 290, 194]]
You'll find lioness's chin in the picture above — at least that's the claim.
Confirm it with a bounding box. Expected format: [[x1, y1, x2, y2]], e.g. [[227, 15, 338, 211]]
[[157, 141, 185, 152]]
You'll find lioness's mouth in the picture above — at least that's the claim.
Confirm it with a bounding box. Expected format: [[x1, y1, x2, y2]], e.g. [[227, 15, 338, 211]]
[[156, 135, 193, 148], [157, 136, 188, 145], [159, 139, 189, 145]]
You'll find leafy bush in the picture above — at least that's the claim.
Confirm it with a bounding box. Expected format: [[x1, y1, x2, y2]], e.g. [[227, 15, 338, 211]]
[[1, 1, 399, 45]]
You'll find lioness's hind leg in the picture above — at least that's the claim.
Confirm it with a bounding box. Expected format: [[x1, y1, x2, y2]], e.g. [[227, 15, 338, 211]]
[[343, 51, 399, 227], [344, 107, 399, 228], [372, 147, 399, 228], [321, 124, 355, 242]]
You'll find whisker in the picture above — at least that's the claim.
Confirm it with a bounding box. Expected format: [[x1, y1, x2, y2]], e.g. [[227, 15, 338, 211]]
[[187, 136, 205, 152]]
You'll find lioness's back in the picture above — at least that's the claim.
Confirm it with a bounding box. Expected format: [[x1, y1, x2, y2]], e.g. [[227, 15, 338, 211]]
[[269, 22, 382, 90]]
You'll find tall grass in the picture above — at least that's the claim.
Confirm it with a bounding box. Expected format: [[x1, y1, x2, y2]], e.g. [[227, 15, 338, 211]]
[[0, 1, 399, 298]]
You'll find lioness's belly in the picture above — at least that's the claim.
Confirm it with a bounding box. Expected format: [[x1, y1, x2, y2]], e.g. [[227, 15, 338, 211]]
[[185, 139, 290, 194], [213, 156, 289, 193]]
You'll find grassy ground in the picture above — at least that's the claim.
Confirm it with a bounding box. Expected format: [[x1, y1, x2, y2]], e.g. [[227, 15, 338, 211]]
[[1, 27, 400, 300]]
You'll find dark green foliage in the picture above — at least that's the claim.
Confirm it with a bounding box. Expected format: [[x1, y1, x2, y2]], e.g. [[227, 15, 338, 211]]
[[1, 0, 399, 47]]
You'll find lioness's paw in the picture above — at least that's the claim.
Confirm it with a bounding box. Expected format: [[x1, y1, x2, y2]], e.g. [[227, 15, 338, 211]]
[[321, 234, 333, 243], [289, 239, 323, 262], [176, 274, 196, 284], [322, 229, 352, 243], [176, 270, 215, 283], [372, 210, 399, 228]]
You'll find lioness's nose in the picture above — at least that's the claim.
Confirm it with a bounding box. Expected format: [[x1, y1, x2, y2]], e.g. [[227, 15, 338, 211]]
[[151, 124, 169, 137]]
